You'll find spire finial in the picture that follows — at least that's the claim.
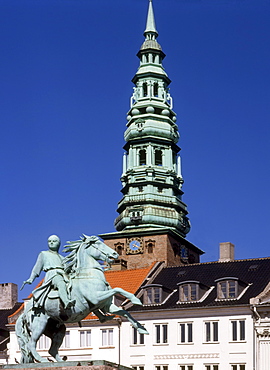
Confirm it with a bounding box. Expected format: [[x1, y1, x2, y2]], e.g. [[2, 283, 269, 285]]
[[144, 0, 158, 38]]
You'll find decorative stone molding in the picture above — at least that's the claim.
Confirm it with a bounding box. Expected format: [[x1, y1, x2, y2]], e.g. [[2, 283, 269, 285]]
[[255, 327, 270, 337], [154, 353, 219, 360]]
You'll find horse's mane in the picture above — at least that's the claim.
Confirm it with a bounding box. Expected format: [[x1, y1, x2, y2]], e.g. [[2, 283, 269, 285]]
[[63, 234, 99, 274]]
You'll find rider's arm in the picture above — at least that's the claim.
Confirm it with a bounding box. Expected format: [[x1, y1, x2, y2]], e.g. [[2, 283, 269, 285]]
[[25, 252, 44, 284]]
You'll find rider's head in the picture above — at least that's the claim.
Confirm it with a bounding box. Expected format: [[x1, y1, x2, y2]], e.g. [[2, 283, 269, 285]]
[[48, 235, 61, 252]]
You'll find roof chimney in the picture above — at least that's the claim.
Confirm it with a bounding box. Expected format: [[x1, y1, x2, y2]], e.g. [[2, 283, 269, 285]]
[[219, 242, 235, 262], [0, 283, 18, 309]]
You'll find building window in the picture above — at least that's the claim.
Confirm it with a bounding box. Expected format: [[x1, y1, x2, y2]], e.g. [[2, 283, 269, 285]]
[[153, 82, 159, 97], [132, 326, 145, 345], [80, 330, 91, 347], [61, 331, 70, 348], [114, 242, 124, 256], [139, 149, 147, 165], [180, 366, 193, 370], [179, 283, 198, 302], [205, 321, 218, 342], [145, 239, 155, 254], [205, 365, 219, 370], [147, 242, 153, 253], [144, 286, 162, 304], [101, 329, 113, 346], [155, 366, 168, 370], [132, 366, 144, 370], [231, 320, 245, 341], [37, 335, 50, 350], [231, 365, 245, 370], [154, 324, 168, 344], [179, 322, 193, 343], [155, 149, 163, 166], [217, 279, 237, 299], [143, 82, 148, 96]]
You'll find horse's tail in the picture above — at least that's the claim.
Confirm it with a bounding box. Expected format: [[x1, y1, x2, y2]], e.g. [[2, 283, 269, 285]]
[[15, 313, 34, 363]]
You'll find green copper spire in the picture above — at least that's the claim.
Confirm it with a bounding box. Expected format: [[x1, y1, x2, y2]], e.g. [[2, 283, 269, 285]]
[[144, 0, 158, 37], [114, 0, 190, 238]]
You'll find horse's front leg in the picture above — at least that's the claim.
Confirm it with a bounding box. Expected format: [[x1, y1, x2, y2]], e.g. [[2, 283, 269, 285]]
[[108, 303, 149, 335], [96, 287, 142, 306], [46, 323, 66, 362]]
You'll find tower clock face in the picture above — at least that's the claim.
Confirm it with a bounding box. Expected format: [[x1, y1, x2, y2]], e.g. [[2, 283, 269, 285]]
[[126, 238, 143, 254], [130, 240, 141, 251]]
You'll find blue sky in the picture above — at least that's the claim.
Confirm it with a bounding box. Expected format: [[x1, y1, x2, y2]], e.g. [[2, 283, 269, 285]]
[[1, 0, 270, 301]]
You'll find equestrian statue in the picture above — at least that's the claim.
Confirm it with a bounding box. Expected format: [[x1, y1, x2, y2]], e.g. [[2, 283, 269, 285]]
[[16, 234, 148, 363]]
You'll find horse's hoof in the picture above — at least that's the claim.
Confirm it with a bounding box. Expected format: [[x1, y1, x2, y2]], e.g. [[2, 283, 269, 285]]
[[131, 297, 142, 305], [37, 358, 48, 363]]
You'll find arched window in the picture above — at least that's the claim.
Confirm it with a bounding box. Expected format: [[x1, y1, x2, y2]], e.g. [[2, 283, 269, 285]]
[[155, 149, 162, 166], [114, 243, 124, 256], [139, 149, 146, 165], [147, 243, 153, 253], [143, 83, 147, 97], [178, 281, 210, 303], [145, 239, 155, 254], [153, 82, 159, 97]]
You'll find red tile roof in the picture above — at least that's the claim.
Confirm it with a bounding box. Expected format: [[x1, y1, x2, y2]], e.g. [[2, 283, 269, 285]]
[[105, 265, 153, 294]]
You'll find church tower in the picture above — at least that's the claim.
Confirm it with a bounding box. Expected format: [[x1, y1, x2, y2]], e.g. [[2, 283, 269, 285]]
[[100, 0, 203, 269]]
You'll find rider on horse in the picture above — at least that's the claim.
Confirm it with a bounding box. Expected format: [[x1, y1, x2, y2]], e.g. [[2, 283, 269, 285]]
[[22, 235, 75, 309]]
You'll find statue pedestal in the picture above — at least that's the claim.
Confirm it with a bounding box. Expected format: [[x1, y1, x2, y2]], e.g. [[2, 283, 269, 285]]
[[2, 360, 132, 370]]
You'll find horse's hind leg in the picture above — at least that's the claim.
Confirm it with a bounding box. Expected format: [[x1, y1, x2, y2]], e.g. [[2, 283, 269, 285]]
[[28, 315, 48, 363], [93, 309, 115, 323], [45, 319, 66, 362]]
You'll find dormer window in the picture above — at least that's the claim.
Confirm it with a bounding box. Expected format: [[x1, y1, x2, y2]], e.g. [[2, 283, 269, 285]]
[[178, 281, 210, 303], [215, 277, 248, 300], [178, 281, 199, 302], [142, 284, 172, 305], [143, 286, 161, 304], [218, 280, 237, 299]]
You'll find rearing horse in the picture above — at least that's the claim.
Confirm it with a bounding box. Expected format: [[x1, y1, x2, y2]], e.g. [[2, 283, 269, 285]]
[[16, 235, 148, 363]]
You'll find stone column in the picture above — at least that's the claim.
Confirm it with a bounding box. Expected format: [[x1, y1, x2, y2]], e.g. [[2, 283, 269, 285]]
[[147, 144, 152, 166], [177, 155, 182, 177], [122, 153, 127, 174]]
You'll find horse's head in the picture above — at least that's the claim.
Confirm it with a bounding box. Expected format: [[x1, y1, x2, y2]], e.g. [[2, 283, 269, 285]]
[[82, 235, 119, 268]]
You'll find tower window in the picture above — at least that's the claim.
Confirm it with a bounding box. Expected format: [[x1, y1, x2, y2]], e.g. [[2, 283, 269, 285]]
[[114, 242, 124, 256], [155, 150, 163, 166], [145, 239, 155, 254], [143, 82, 147, 97], [147, 243, 153, 253], [139, 149, 147, 165], [153, 82, 159, 97]]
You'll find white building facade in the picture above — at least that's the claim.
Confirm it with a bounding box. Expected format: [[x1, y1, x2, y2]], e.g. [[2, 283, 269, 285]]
[[8, 257, 270, 370]]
